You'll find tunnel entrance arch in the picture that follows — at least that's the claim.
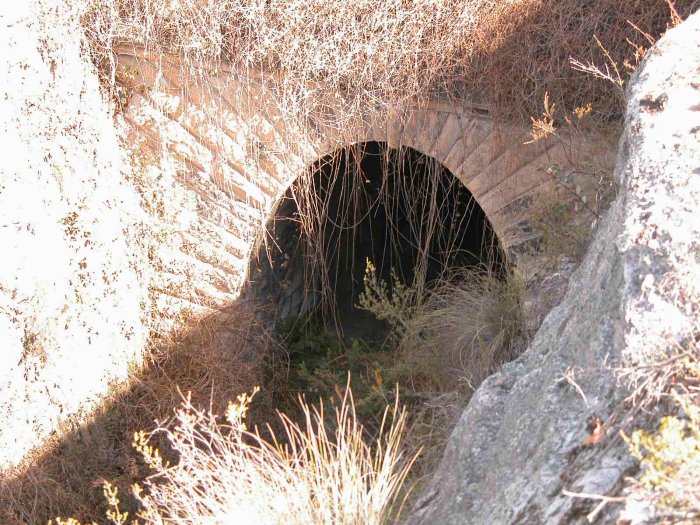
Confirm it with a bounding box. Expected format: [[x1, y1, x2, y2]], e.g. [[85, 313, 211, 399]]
[[245, 141, 504, 338], [114, 45, 615, 310]]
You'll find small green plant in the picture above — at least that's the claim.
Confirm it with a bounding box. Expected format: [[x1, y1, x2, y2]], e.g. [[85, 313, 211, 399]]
[[622, 355, 700, 521], [624, 400, 700, 520], [357, 259, 421, 343], [271, 315, 395, 432]]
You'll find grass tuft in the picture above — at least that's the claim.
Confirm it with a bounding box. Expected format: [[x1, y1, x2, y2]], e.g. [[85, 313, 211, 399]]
[[129, 386, 414, 525], [408, 267, 526, 391]]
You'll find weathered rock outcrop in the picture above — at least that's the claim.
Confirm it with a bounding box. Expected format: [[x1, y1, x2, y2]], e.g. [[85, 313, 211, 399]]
[[408, 13, 700, 524], [0, 2, 149, 470]]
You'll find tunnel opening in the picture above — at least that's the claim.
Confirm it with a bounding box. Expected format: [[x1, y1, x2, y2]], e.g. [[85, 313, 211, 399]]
[[243, 140, 524, 453], [246, 141, 505, 341]]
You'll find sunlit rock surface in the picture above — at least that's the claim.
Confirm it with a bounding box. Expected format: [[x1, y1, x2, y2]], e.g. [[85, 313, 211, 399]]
[[408, 13, 700, 524]]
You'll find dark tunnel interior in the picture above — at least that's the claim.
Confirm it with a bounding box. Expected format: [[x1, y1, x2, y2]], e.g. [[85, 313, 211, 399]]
[[245, 141, 503, 340]]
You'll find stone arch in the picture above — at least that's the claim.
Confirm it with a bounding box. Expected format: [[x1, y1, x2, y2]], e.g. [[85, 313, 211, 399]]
[[114, 46, 611, 304], [276, 102, 574, 265], [246, 138, 505, 323]]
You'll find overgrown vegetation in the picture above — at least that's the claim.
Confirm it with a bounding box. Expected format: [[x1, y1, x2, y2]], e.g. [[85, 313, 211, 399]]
[[618, 347, 700, 522], [78, 0, 697, 127], [78, 0, 692, 287], [47, 387, 413, 525], [359, 261, 525, 392], [268, 261, 525, 485], [130, 388, 411, 525], [523, 93, 619, 265], [406, 267, 526, 391], [529, 159, 617, 264], [77, 0, 695, 297], [271, 317, 393, 430]]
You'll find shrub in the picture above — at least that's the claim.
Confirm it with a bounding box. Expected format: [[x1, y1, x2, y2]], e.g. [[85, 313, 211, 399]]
[[529, 164, 617, 263], [354, 261, 526, 487], [357, 259, 422, 347], [49, 387, 413, 525], [526, 97, 618, 264], [624, 401, 700, 521], [272, 320, 390, 425], [621, 353, 700, 522], [359, 261, 525, 392]]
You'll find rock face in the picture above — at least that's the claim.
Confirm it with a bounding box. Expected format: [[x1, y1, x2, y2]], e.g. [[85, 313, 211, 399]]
[[0, 1, 249, 473], [408, 13, 700, 525], [0, 2, 149, 471]]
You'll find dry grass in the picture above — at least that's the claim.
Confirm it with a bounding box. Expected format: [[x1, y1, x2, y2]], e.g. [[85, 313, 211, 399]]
[[357, 261, 525, 393], [355, 263, 526, 490], [521, 91, 619, 265], [529, 165, 617, 264], [292, 142, 504, 326], [0, 303, 276, 525], [75, 0, 693, 326], [79, 0, 697, 126], [408, 267, 526, 391], [120, 387, 413, 525]]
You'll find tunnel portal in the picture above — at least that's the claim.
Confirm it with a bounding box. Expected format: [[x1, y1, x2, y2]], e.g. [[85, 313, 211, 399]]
[[246, 141, 504, 339]]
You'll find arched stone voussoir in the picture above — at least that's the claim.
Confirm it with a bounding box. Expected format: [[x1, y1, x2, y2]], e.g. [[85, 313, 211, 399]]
[[115, 47, 613, 275], [401, 108, 451, 156], [441, 117, 493, 176]]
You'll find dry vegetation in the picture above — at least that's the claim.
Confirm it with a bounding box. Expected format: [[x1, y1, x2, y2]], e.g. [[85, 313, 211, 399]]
[[2, 0, 699, 523], [80, 0, 698, 126], [127, 389, 412, 525], [409, 267, 525, 391], [355, 262, 525, 483], [526, 112, 619, 265], [78, 0, 695, 310], [614, 340, 700, 523], [359, 262, 524, 393]]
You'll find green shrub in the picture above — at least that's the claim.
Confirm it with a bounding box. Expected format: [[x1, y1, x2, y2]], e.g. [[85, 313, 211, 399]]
[[622, 356, 700, 521], [359, 261, 525, 392]]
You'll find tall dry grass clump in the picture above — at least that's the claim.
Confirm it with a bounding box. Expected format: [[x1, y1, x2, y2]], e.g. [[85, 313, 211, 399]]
[[359, 262, 525, 392], [122, 389, 412, 525], [355, 262, 525, 485], [410, 267, 525, 390]]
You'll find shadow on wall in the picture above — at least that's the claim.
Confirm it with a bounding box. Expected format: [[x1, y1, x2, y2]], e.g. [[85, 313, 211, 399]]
[[0, 302, 277, 525]]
